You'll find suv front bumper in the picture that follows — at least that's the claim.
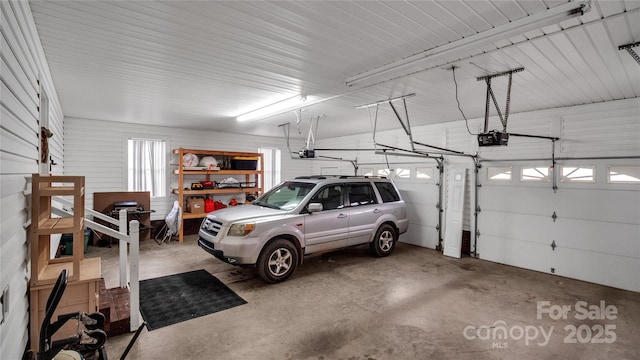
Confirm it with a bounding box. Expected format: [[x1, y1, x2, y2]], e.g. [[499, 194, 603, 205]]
[[197, 236, 259, 265]]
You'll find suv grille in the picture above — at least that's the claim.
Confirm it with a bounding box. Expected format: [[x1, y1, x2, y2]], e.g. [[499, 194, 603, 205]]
[[202, 218, 223, 236]]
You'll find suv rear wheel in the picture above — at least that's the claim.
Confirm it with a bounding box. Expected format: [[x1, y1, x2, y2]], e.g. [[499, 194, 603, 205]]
[[257, 239, 298, 283], [370, 223, 397, 257]]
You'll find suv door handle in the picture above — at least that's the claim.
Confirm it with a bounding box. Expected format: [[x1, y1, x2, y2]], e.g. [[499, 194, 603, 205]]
[[373, 209, 381, 213], [337, 213, 348, 218]]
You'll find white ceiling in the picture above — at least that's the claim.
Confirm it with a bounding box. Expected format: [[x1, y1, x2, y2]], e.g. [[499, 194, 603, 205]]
[[29, 1, 639, 140]]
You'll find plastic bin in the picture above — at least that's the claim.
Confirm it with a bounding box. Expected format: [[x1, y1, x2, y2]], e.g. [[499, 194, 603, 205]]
[[60, 228, 90, 255], [230, 156, 258, 170]]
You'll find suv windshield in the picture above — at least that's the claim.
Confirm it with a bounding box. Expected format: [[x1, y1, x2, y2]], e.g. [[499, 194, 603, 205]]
[[253, 181, 315, 210]]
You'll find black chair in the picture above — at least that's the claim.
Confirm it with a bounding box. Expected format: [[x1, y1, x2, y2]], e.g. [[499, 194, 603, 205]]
[[37, 269, 107, 360]]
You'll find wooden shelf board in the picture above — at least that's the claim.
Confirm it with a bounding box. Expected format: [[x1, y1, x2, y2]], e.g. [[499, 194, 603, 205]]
[[37, 217, 83, 234], [173, 169, 260, 175], [34, 257, 101, 287], [173, 149, 261, 157], [182, 212, 207, 220], [39, 186, 78, 196], [173, 187, 260, 195]]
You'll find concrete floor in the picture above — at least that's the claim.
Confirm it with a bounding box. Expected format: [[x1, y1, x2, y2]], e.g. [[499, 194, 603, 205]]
[[88, 235, 640, 360]]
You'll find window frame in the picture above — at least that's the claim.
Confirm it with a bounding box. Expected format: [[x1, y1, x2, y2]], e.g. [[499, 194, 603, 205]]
[[560, 166, 596, 183], [259, 147, 281, 192], [394, 168, 411, 179], [374, 181, 401, 203], [416, 167, 435, 181], [520, 166, 552, 182], [607, 165, 640, 184], [125, 135, 168, 198], [487, 166, 513, 182], [346, 182, 379, 207]]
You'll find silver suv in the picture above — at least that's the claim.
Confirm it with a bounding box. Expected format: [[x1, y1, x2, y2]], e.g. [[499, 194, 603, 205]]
[[198, 176, 408, 283]]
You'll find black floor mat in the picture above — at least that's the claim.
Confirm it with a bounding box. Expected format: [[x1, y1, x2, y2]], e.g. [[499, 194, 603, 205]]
[[139, 269, 247, 330]]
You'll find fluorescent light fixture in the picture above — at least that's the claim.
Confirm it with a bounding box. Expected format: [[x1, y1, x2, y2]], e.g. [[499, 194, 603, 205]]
[[236, 95, 307, 122], [345, 0, 590, 87]]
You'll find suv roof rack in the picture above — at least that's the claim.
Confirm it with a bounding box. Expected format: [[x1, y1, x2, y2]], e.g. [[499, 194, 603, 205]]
[[294, 175, 389, 180], [338, 175, 388, 179], [295, 175, 329, 179]]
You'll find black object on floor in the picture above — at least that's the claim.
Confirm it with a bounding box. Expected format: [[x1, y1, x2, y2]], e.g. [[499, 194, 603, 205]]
[[139, 269, 247, 330]]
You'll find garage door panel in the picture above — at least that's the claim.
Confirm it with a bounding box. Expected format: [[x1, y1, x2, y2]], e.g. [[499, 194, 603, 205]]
[[553, 189, 640, 224], [480, 211, 554, 245], [479, 234, 554, 274], [400, 224, 438, 249], [399, 187, 439, 205], [552, 247, 639, 292], [406, 206, 438, 228], [481, 235, 640, 292], [397, 183, 440, 249], [480, 186, 556, 215], [553, 219, 639, 258]]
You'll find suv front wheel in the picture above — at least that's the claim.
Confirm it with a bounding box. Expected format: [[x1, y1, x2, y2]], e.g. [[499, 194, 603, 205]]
[[257, 239, 299, 283], [370, 223, 397, 257]]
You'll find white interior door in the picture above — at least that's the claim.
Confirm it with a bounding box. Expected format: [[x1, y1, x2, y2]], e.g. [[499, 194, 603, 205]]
[[443, 167, 466, 258]]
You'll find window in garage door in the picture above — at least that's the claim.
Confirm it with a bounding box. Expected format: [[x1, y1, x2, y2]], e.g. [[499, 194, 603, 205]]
[[416, 167, 434, 180], [487, 166, 512, 181], [560, 166, 595, 183], [395, 168, 410, 178], [608, 165, 640, 183], [521, 166, 551, 181], [360, 168, 374, 176]]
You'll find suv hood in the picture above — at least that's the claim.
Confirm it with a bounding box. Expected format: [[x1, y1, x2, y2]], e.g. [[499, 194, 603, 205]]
[[205, 204, 289, 224]]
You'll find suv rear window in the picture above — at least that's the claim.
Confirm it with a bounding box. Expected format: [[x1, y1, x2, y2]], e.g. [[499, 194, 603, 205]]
[[374, 182, 400, 203], [348, 183, 378, 206]]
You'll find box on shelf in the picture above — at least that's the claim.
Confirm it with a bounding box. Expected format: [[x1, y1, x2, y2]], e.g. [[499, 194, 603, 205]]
[[230, 156, 258, 170], [186, 197, 205, 214], [60, 228, 90, 256], [200, 180, 215, 189]]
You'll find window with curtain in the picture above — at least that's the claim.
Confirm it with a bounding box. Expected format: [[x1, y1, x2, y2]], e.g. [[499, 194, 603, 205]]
[[127, 138, 166, 197], [259, 147, 281, 192]]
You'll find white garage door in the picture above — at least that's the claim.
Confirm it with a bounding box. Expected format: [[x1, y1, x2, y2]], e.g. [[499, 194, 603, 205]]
[[478, 161, 640, 292], [392, 165, 441, 249]]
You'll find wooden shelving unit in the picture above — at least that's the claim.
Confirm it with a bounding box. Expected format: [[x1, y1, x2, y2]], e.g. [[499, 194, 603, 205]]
[[29, 174, 101, 351], [173, 148, 263, 241], [30, 175, 88, 285]]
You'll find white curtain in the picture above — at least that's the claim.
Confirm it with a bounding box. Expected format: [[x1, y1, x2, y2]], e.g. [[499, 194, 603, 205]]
[[259, 147, 281, 192], [129, 138, 166, 197]]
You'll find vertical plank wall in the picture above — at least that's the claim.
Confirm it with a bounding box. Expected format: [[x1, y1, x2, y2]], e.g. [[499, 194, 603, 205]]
[[0, 1, 64, 358], [64, 117, 313, 220]]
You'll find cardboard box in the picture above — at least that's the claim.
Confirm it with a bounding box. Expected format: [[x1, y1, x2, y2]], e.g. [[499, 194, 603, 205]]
[[186, 197, 205, 213]]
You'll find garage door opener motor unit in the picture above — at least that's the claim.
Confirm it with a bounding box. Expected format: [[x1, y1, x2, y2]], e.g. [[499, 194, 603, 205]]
[[478, 130, 509, 146], [476, 67, 524, 147]]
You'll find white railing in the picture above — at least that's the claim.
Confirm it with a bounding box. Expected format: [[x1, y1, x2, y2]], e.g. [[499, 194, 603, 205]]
[[53, 198, 141, 332]]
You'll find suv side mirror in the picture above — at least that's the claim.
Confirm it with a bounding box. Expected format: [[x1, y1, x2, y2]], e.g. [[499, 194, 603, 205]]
[[307, 203, 323, 213]]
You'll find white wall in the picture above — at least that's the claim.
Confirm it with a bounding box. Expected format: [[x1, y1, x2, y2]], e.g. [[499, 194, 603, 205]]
[[0, 1, 64, 358], [314, 98, 640, 291], [64, 117, 312, 220]]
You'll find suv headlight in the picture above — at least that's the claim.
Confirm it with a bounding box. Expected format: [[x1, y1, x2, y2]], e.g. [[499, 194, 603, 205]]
[[228, 222, 256, 237]]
